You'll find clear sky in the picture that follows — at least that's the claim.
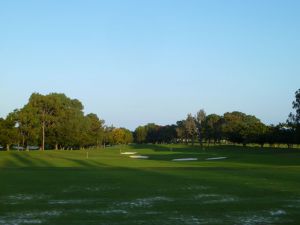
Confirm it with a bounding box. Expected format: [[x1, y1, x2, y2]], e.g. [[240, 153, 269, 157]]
[[0, 0, 299, 130]]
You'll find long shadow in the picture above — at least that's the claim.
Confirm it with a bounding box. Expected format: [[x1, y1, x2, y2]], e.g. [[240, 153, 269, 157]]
[[55, 154, 110, 168], [1, 156, 299, 209], [10, 152, 53, 167], [68, 158, 106, 168], [11, 152, 38, 167], [88, 160, 300, 199], [0, 159, 19, 168], [4, 148, 300, 197]]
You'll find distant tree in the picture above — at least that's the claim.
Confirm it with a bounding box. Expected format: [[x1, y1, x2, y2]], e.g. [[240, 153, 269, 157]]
[[0, 117, 18, 150], [134, 124, 177, 144], [104, 126, 115, 147], [25, 93, 58, 150], [222, 111, 266, 146], [185, 114, 198, 145], [145, 123, 160, 143], [157, 125, 177, 143], [176, 120, 188, 143], [288, 89, 300, 144], [253, 123, 268, 148], [17, 93, 86, 150], [75, 113, 105, 149], [111, 128, 133, 145], [195, 109, 206, 147], [123, 128, 134, 144], [134, 126, 147, 143], [11, 108, 40, 148], [204, 114, 223, 144], [266, 123, 294, 148], [84, 113, 105, 148]]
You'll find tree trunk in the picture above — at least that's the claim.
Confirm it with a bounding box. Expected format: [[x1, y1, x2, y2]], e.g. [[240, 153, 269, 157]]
[[22, 135, 25, 148], [6, 144, 10, 151], [198, 135, 203, 148], [55, 143, 58, 150], [42, 121, 45, 151]]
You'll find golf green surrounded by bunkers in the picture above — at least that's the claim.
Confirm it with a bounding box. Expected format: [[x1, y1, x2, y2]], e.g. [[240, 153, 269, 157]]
[[0, 144, 300, 225]]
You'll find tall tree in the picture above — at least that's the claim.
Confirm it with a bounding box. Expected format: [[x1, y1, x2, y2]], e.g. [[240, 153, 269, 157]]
[[195, 109, 206, 148], [185, 114, 198, 145], [134, 126, 147, 143], [26, 93, 57, 150], [84, 113, 105, 148], [288, 89, 300, 144], [0, 116, 18, 150], [204, 114, 223, 144], [111, 128, 133, 145], [23, 93, 85, 150], [11, 108, 40, 148], [145, 123, 160, 143], [222, 111, 266, 146], [176, 120, 188, 143]]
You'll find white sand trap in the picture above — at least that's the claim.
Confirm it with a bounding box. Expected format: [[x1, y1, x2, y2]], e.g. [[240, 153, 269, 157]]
[[172, 158, 198, 162], [130, 155, 149, 159], [270, 210, 286, 216], [206, 157, 227, 161], [121, 152, 137, 155]]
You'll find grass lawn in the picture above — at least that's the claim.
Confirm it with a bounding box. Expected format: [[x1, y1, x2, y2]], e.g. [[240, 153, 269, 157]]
[[0, 144, 300, 225]]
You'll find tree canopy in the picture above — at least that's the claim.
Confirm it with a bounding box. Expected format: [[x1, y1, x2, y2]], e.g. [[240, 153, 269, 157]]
[[0, 89, 299, 150]]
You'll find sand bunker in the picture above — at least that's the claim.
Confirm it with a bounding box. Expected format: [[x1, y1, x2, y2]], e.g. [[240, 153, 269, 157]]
[[172, 158, 198, 162], [206, 157, 227, 161], [121, 152, 137, 155], [130, 155, 149, 159]]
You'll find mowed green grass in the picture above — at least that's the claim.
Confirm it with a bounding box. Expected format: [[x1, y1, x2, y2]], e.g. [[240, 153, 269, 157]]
[[0, 144, 300, 225]]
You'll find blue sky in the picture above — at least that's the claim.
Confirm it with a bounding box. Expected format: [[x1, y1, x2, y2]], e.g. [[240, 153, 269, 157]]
[[0, 0, 299, 130]]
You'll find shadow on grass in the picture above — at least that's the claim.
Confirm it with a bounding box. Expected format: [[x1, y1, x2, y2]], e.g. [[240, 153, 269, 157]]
[[10, 152, 53, 167]]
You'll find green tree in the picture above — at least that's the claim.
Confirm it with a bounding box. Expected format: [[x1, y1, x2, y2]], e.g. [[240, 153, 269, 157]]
[[20, 93, 86, 150], [111, 128, 133, 145], [11, 108, 40, 149], [134, 126, 147, 143], [84, 113, 105, 148], [185, 114, 197, 145], [222, 111, 266, 146], [176, 120, 188, 143], [288, 89, 300, 144], [26, 93, 57, 150], [0, 116, 18, 150], [204, 114, 223, 144], [103, 126, 115, 147], [195, 109, 206, 148]]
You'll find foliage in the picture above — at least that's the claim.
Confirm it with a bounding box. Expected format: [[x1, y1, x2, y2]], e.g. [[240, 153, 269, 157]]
[[134, 123, 177, 144], [195, 109, 206, 147], [288, 89, 300, 144], [1, 89, 300, 149]]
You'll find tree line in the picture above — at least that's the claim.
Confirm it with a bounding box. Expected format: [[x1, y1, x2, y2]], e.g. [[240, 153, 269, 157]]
[[0, 93, 132, 150], [134, 89, 300, 147], [0, 89, 299, 150]]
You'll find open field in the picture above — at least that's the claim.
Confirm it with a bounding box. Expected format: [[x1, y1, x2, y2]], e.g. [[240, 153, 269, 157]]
[[0, 144, 300, 225]]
